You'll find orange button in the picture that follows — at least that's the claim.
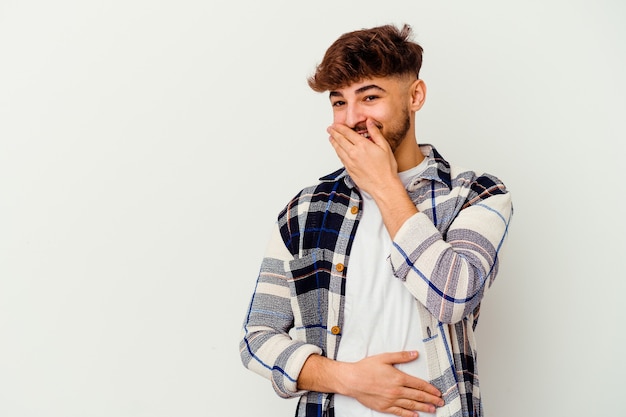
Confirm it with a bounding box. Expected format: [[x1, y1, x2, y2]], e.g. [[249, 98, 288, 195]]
[[336, 263, 345, 272], [331, 326, 341, 335], [350, 205, 359, 215]]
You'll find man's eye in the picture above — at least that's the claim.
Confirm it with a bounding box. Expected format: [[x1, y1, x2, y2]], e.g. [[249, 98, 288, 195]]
[[332, 101, 345, 107], [364, 95, 378, 101]]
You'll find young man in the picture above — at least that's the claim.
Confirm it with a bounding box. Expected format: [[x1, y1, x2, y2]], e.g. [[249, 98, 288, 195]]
[[240, 24, 513, 417]]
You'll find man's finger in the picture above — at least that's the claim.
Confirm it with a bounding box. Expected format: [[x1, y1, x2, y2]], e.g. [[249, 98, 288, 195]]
[[396, 397, 438, 414], [327, 125, 355, 149], [401, 383, 444, 404], [379, 350, 420, 365], [329, 123, 373, 146], [403, 376, 443, 399], [365, 118, 389, 149], [377, 351, 443, 399]]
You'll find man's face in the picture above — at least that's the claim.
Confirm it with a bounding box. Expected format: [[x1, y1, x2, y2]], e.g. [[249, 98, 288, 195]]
[[328, 76, 413, 152]]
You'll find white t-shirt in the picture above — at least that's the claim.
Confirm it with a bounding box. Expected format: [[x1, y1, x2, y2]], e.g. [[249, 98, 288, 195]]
[[334, 158, 435, 417]]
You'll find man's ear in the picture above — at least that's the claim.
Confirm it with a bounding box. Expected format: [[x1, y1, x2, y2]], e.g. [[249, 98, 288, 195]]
[[409, 79, 427, 112]]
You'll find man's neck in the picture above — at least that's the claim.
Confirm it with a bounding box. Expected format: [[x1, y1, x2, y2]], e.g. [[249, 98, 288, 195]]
[[394, 139, 425, 172]]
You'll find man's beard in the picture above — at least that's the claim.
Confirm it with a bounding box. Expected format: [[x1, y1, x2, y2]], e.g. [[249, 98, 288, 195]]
[[384, 109, 411, 152], [354, 109, 411, 152]]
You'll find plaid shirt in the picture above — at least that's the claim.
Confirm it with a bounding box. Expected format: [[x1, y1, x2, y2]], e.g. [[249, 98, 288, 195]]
[[240, 145, 513, 417]]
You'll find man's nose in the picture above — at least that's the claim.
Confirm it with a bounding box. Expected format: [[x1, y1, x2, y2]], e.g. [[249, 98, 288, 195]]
[[344, 104, 365, 129]]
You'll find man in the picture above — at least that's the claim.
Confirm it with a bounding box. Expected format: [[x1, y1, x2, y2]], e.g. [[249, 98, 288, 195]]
[[240, 23, 512, 417]]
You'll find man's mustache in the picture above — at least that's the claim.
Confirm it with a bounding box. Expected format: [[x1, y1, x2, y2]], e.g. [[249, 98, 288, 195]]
[[353, 121, 383, 132]]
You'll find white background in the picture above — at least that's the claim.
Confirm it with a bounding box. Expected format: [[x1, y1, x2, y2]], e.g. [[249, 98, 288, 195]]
[[1, 1, 625, 416]]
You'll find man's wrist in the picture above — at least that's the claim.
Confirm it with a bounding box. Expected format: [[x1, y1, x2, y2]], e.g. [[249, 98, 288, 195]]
[[370, 180, 418, 239], [297, 354, 349, 395]]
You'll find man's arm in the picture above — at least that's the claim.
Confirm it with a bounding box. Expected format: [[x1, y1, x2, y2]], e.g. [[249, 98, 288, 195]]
[[327, 119, 416, 240], [390, 189, 512, 323], [239, 224, 323, 398], [242, 223, 446, 414], [327, 119, 513, 324], [298, 352, 444, 417]]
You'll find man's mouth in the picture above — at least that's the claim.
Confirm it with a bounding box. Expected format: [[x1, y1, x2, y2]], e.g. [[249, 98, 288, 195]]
[[354, 127, 371, 139], [354, 122, 381, 140]]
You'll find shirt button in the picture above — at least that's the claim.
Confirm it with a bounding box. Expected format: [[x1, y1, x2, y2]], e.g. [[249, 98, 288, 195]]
[[350, 205, 358, 215], [336, 263, 345, 272], [331, 326, 341, 335]]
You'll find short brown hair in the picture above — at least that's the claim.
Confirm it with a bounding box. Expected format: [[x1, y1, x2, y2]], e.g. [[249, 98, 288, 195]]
[[307, 24, 424, 92]]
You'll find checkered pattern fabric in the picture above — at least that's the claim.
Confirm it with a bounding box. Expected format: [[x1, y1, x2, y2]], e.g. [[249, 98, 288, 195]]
[[240, 145, 513, 417]]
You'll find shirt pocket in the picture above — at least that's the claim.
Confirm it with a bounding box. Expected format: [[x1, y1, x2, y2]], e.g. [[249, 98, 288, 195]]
[[287, 249, 340, 352]]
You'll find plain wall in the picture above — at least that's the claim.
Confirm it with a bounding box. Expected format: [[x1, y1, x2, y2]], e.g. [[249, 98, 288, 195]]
[[1, 1, 625, 416]]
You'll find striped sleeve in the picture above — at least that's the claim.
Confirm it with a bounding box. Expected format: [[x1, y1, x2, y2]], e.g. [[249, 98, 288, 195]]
[[389, 179, 513, 324], [239, 223, 323, 398]]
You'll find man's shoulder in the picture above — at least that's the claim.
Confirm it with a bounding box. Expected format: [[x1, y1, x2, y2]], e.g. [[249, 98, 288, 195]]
[[424, 145, 508, 194], [448, 166, 508, 197], [283, 168, 350, 205], [275, 167, 356, 225], [276, 167, 357, 256]]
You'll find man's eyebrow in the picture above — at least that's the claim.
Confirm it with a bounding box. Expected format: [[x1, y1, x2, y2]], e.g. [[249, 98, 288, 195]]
[[355, 84, 386, 95], [329, 84, 387, 99]]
